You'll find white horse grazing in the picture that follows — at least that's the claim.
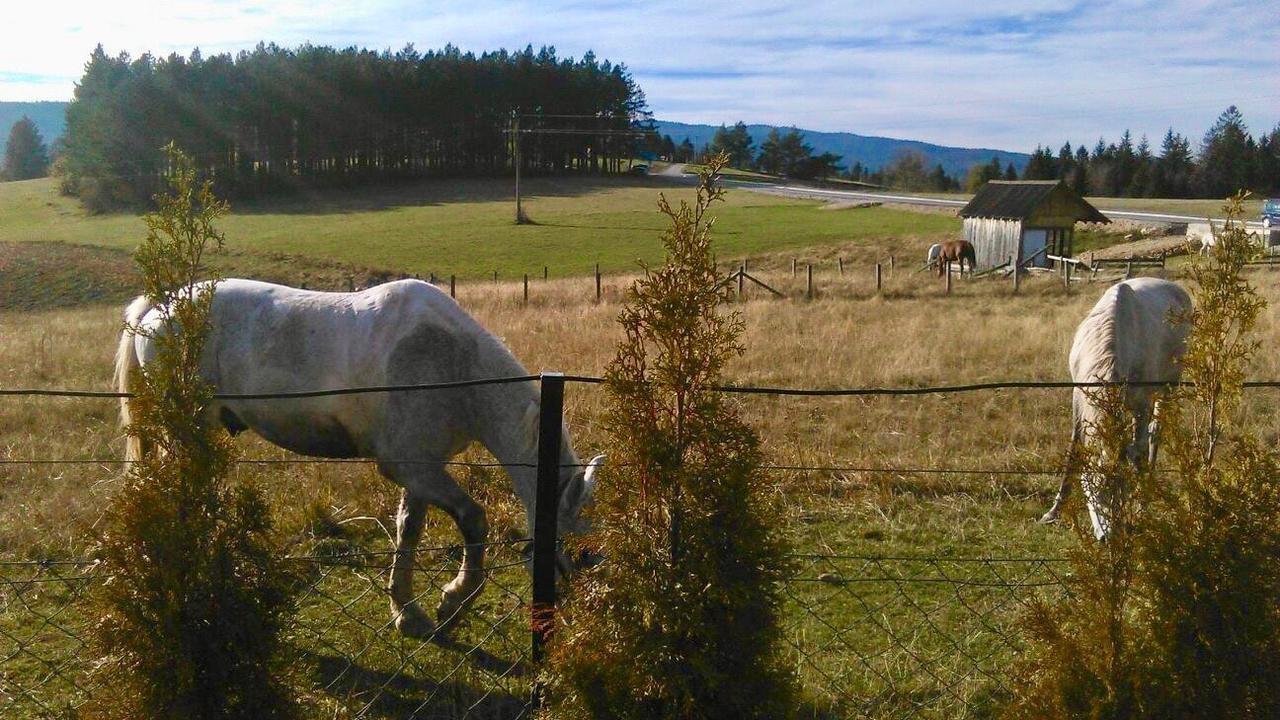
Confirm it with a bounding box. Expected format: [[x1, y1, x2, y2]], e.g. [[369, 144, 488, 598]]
[[926, 243, 942, 269], [1039, 277, 1191, 539], [115, 278, 603, 637], [1188, 222, 1217, 256]]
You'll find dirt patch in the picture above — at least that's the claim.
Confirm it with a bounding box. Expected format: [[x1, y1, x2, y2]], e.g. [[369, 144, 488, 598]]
[[819, 201, 883, 211], [1081, 235, 1191, 263], [0, 241, 414, 311], [881, 202, 960, 217]]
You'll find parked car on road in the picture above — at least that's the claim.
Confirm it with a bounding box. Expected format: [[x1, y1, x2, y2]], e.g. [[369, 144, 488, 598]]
[[630, 163, 649, 176], [1264, 198, 1280, 228]]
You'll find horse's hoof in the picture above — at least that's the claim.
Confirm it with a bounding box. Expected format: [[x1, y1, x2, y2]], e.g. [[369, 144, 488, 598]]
[[394, 603, 436, 639], [437, 576, 485, 630]]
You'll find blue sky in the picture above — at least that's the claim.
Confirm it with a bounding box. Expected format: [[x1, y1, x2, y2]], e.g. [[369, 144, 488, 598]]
[[1, 0, 1276, 151]]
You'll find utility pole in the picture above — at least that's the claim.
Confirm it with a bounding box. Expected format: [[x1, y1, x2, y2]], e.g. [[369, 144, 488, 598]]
[[513, 112, 528, 225]]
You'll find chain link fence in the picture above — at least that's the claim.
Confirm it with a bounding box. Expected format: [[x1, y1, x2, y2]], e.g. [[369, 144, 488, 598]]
[[2, 549, 1071, 719], [2, 541, 537, 720], [9, 372, 1246, 717]]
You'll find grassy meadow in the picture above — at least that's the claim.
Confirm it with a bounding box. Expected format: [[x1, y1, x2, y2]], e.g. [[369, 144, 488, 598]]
[[0, 175, 959, 280], [2, 176, 1277, 717]]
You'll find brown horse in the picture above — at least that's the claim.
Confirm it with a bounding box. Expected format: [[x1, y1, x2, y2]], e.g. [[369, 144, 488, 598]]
[[936, 240, 976, 277]]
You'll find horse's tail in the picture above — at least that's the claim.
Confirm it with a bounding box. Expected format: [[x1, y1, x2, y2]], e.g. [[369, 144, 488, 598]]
[[116, 294, 153, 463]]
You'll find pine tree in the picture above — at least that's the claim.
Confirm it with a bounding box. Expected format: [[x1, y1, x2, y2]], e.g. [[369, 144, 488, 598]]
[[1197, 105, 1254, 197], [1, 116, 50, 180], [708, 121, 754, 169], [1156, 129, 1195, 198], [547, 156, 797, 718]]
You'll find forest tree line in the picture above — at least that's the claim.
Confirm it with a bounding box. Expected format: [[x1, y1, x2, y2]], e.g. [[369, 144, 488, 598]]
[[674, 107, 1279, 198], [55, 43, 648, 210], [1013, 106, 1278, 198]]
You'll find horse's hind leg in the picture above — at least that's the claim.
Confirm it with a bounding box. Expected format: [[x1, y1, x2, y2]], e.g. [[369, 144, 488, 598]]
[[1039, 476, 1071, 524], [388, 488, 434, 638], [1041, 422, 1082, 524]]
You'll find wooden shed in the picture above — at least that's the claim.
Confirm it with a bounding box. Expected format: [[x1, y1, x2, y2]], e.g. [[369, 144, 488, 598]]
[[958, 180, 1109, 271]]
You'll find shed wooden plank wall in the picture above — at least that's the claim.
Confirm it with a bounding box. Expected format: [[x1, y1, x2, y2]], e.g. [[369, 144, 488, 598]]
[[964, 218, 1022, 271]]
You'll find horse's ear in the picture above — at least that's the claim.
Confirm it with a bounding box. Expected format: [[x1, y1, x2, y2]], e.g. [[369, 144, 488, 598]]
[[582, 454, 606, 498]]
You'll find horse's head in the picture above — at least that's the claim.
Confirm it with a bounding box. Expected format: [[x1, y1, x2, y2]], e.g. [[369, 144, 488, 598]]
[[555, 453, 606, 576]]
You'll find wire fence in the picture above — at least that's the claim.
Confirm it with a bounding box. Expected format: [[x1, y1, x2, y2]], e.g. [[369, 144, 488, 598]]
[[5, 372, 1259, 717], [0, 550, 1072, 720], [1, 542, 538, 720]]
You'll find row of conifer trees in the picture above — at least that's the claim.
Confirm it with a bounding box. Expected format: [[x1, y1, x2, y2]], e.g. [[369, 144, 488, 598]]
[[56, 43, 649, 209]]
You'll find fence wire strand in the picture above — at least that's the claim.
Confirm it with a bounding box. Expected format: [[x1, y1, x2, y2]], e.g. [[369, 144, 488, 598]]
[[2, 372, 1109, 718]]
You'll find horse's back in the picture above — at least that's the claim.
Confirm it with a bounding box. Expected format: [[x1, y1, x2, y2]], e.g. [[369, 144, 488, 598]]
[[150, 278, 526, 460], [1070, 278, 1189, 386]]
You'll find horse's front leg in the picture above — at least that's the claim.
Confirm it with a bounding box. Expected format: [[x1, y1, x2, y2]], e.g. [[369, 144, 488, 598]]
[[433, 485, 488, 630], [389, 488, 434, 638]]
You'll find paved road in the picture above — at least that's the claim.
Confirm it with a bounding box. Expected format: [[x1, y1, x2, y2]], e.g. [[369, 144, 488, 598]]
[[652, 166, 1268, 229], [731, 182, 1256, 226]]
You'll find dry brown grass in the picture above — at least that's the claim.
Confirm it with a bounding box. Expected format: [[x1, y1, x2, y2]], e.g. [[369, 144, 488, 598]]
[[10, 257, 1280, 718], [7, 262, 1280, 561]]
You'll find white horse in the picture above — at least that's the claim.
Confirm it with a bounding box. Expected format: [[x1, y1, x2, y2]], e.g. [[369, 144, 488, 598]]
[[115, 278, 603, 637], [1188, 222, 1217, 256], [1039, 278, 1191, 539]]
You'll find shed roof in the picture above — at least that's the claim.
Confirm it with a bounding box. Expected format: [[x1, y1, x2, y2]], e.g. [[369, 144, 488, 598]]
[[959, 180, 1109, 223]]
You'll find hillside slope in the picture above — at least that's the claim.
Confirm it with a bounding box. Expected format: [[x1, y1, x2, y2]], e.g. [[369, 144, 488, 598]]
[[654, 120, 1028, 178]]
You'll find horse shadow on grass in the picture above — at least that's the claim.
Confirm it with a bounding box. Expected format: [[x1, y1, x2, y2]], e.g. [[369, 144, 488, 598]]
[[301, 641, 533, 719], [231, 174, 680, 216]]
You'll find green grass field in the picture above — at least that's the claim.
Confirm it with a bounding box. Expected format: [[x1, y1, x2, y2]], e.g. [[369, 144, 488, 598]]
[[0, 176, 959, 280]]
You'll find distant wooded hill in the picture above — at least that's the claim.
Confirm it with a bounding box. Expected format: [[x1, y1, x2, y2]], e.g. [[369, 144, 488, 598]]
[[652, 120, 1028, 179], [1, 102, 1028, 182], [0, 102, 66, 145]]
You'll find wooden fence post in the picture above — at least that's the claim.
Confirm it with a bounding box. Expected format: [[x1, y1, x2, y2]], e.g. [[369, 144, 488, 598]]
[[889, 255, 895, 274], [875, 263, 882, 294], [531, 372, 565, 668], [523, 274, 529, 305], [450, 274, 456, 298], [595, 264, 602, 303], [1064, 261, 1071, 290], [838, 257, 844, 276], [429, 272, 436, 284], [1125, 257, 1133, 279], [806, 263, 813, 299], [544, 265, 548, 280], [493, 270, 498, 285], [791, 258, 797, 277], [1011, 255, 1019, 294]]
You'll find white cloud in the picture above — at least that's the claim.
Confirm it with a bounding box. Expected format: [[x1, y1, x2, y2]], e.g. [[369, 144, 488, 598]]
[[1, 0, 1275, 149]]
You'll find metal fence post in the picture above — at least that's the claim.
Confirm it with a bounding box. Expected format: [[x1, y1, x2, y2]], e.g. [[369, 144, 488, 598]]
[[531, 372, 565, 668]]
